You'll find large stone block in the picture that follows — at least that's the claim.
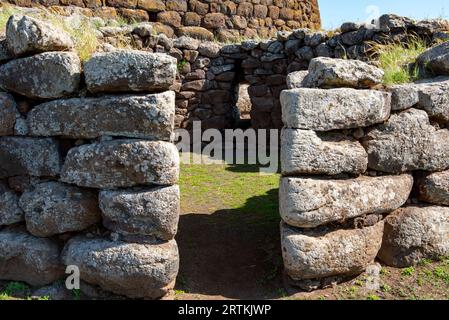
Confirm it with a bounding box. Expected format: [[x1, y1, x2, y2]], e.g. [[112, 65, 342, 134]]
[[363, 108, 449, 173], [61, 139, 179, 188], [62, 237, 179, 299], [0, 181, 23, 226], [20, 182, 101, 237], [415, 78, 449, 123], [281, 129, 367, 176], [99, 185, 179, 241], [417, 41, 449, 75], [6, 15, 74, 56], [0, 227, 64, 286], [378, 206, 449, 267], [0, 93, 17, 136], [281, 221, 384, 280], [280, 175, 413, 228], [0, 137, 61, 178], [417, 170, 449, 205], [27, 92, 175, 141], [84, 51, 177, 93], [303, 57, 384, 89], [0, 52, 81, 99], [281, 88, 391, 131]]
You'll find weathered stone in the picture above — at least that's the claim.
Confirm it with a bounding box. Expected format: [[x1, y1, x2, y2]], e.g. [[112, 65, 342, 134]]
[[0, 182, 23, 226], [61, 139, 179, 188], [415, 79, 449, 122], [0, 137, 61, 178], [6, 15, 74, 56], [0, 227, 64, 286], [203, 13, 226, 29], [157, 11, 181, 28], [173, 36, 199, 50], [286, 71, 308, 89], [418, 40, 449, 75], [363, 108, 449, 173], [84, 51, 176, 93], [20, 182, 101, 237], [198, 41, 221, 58], [62, 237, 179, 299], [132, 22, 153, 37], [99, 185, 179, 240], [388, 84, 419, 111], [166, 0, 187, 11], [0, 39, 14, 63], [0, 52, 81, 99], [280, 175, 413, 228], [378, 206, 449, 267], [0, 93, 17, 136], [417, 170, 449, 205], [303, 57, 384, 89], [281, 88, 391, 131], [138, 0, 165, 12], [281, 129, 367, 176], [379, 14, 414, 32], [183, 12, 201, 26], [27, 92, 175, 141], [281, 221, 384, 280], [177, 27, 214, 41]]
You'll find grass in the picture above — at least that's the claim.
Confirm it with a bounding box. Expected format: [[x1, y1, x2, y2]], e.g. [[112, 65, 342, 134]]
[[369, 37, 429, 85]]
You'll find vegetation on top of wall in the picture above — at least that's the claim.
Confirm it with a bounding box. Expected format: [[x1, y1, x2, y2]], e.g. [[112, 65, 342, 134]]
[[369, 37, 429, 85]]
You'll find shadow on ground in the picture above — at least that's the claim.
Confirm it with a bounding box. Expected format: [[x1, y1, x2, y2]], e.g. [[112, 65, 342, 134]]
[[175, 188, 286, 300]]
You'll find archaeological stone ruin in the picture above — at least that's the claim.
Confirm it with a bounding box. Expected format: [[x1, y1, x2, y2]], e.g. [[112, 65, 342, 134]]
[[0, 2, 448, 300]]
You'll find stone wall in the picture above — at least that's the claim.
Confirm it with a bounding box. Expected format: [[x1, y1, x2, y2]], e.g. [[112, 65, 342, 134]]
[[0, 15, 180, 299], [5, 0, 321, 41], [279, 55, 449, 289]]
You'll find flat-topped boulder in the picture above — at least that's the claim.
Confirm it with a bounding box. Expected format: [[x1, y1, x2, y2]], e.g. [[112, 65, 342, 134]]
[[281, 221, 384, 280], [281, 88, 391, 131], [0, 52, 81, 99], [27, 92, 175, 141], [0, 181, 23, 226], [303, 57, 384, 89], [378, 206, 449, 267], [62, 237, 179, 299], [0, 137, 61, 178], [363, 108, 449, 173], [417, 170, 449, 205], [99, 185, 180, 241], [286, 71, 308, 89], [415, 78, 449, 122], [0, 227, 64, 286], [20, 182, 101, 237], [280, 175, 413, 228], [281, 129, 367, 176], [0, 92, 17, 136], [61, 139, 179, 188], [6, 15, 74, 56], [84, 51, 177, 93], [417, 41, 449, 75], [388, 84, 419, 111]]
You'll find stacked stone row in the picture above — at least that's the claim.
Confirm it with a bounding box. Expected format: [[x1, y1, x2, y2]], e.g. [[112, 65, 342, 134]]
[[279, 56, 449, 289], [4, 0, 322, 40], [0, 15, 180, 299]]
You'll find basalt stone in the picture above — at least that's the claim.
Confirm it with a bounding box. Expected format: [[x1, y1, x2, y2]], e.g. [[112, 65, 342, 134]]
[[280, 175, 413, 228], [417, 170, 449, 205], [362, 108, 449, 173], [20, 182, 101, 237], [84, 51, 176, 93], [6, 15, 74, 56], [281, 221, 384, 280], [0, 52, 81, 99], [303, 57, 384, 89], [281, 129, 367, 176], [281, 88, 391, 131], [27, 92, 175, 141], [417, 41, 449, 75], [99, 185, 179, 240], [0, 39, 14, 63], [0, 93, 17, 136], [0, 137, 61, 179], [415, 79, 449, 122], [0, 227, 64, 286], [388, 84, 419, 111], [378, 206, 449, 267], [62, 237, 179, 299], [60, 139, 179, 188], [0, 181, 23, 226]]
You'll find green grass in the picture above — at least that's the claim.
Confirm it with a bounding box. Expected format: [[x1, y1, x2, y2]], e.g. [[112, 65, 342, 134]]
[[369, 37, 428, 85]]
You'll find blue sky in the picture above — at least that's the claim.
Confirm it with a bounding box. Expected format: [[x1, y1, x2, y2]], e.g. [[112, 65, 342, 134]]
[[319, 0, 449, 29]]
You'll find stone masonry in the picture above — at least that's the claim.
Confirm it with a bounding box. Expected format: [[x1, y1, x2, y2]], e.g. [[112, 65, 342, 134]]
[[0, 15, 180, 299]]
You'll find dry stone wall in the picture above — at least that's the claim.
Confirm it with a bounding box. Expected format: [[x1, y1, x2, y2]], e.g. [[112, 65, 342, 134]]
[[279, 55, 449, 289], [0, 15, 180, 299], [4, 0, 321, 41]]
